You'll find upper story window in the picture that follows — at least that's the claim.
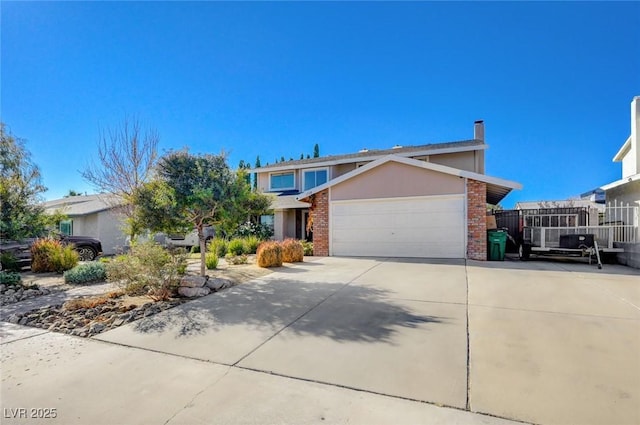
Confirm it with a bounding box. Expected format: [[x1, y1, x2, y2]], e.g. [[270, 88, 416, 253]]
[[270, 172, 295, 191], [303, 168, 328, 191]]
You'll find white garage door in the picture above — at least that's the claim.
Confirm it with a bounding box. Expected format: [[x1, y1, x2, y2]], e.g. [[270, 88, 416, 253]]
[[331, 195, 465, 258]]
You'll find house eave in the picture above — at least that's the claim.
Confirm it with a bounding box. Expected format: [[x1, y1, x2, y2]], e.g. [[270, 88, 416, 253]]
[[296, 154, 521, 205], [613, 136, 632, 162], [600, 173, 640, 191], [249, 142, 487, 173]]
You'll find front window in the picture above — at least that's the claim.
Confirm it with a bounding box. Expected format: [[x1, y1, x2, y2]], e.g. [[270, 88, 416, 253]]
[[303, 169, 328, 191], [270, 172, 295, 190], [59, 220, 73, 236]]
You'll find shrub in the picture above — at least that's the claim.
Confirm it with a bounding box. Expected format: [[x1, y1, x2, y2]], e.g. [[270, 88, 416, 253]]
[[208, 238, 228, 257], [205, 252, 219, 270], [105, 241, 187, 301], [51, 245, 80, 273], [63, 262, 107, 285], [281, 239, 304, 263], [225, 253, 248, 265], [244, 236, 261, 254], [0, 252, 22, 272], [0, 271, 21, 285], [190, 245, 200, 254], [257, 241, 282, 268], [234, 221, 274, 240], [30, 238, 60, 272], [227, 238, 246, 256], [31, 238, 78, 273], [301, 241, 313, 256], [63, 295, 112, 311]]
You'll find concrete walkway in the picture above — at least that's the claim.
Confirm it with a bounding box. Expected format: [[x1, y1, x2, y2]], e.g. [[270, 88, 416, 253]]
[[2, 257, 639, 424]]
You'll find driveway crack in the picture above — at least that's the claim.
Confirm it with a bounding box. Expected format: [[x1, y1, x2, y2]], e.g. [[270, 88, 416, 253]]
[[465, 259, 471, 411]]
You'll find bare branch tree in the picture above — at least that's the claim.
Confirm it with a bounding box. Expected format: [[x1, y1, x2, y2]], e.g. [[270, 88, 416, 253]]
[[81, 116, 159, 238]]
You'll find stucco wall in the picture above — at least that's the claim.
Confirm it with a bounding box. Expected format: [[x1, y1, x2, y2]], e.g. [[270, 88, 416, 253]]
[[605, 181, 640, 208], [429, 151, 477, 173], [70, 210, 127, 255], [333, 163, 358, 178], [613, 242, 640, 269], [331, 161, 464, 201], [98, 210, 127, 255]]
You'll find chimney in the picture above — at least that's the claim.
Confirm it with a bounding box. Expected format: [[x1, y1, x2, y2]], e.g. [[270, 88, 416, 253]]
[[474, 120, 484, 141]]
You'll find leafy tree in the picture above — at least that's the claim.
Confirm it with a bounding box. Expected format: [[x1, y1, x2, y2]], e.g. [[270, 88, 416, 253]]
[[313, 143, 320, 158], [300, 153, 304, 160], [81, 116, 158, 240], [280, 156, 285, 163], [217, 169, 273, 237], [65, 189, 83, 197], [0, 123, 49, 240], [253, 156, 261, 190], [136, 150, 234, 276]]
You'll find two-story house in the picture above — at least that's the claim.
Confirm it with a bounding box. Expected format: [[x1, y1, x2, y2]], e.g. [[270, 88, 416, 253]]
[[601, 96, 640, 206], [252, 121, 521, 260]]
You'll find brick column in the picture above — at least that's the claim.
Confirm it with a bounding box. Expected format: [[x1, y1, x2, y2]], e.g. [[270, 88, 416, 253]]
[[310, 189, 329, 256], [467, 179, 487, 260]]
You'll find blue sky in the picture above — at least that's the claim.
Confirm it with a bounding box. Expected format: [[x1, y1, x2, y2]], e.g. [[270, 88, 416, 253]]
[[2, 1, 638, 207]]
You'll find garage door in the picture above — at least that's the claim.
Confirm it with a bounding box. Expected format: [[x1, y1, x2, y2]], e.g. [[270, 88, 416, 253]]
[[331, 195, 465, 258]]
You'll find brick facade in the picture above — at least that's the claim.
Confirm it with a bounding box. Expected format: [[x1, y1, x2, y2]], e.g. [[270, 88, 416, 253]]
[[467, 179, 487, 260], [309, 189, 329, 256], [305, 183, 488, 260]]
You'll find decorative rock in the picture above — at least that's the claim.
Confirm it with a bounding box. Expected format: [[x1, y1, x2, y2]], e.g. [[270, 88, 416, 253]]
[[89, 323, 105, 334], [18, 317, 29, 325], [180, 276, 209, 288], [178, 286, 211, 297], [8, 314, 20, 324], [206, 278, 230, 291]]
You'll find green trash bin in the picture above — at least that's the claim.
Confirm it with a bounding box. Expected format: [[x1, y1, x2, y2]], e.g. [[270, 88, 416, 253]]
[[487, 229, 508, 261]]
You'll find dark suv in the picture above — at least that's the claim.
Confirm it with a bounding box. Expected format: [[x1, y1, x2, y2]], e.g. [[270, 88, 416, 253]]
[[0, 235, 103, 269]]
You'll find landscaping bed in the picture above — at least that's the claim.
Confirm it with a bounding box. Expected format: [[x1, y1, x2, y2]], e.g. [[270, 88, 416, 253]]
[[2, 259, 272, 338]]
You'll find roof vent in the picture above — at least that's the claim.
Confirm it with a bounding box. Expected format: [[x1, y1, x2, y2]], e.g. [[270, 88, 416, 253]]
[[359, 148, 369, 153], [392, 145, 402, 149]]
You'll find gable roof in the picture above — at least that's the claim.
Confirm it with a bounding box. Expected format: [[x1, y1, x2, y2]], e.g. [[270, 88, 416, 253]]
[[295, 155, 522, 205], [250, 139, 485, 173], [43, 194, 123, 216]]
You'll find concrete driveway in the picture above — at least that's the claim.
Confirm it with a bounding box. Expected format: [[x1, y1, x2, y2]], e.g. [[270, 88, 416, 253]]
[[2, 257, 639, 424]]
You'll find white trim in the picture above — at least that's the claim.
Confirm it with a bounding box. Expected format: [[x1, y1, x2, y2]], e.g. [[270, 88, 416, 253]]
[[328, 187, 333, 256], [268, 170, 296, 191], [613, 136, 632, 162], [600, 173, 640, 191], [302, 167, 329, 192], [250, 144, 487, 173], [296, 154, 522, 201], [464, 178, 468, 260]]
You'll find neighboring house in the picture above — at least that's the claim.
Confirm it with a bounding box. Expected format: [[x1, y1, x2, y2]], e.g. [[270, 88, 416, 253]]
[[599, 96, 640, 268], [43, 194, 127, 256], [252, 121, 522, 260], [515, 199, 604, 226], [601, 96, 640, 207]]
